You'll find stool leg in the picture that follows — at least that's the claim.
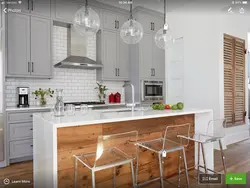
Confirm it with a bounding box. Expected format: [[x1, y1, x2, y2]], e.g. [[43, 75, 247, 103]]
[[218, 139, 227, 174], [182, 148, 190, 188], [130, 161, 136, 188], [201, 143, 208, 174], [113, 166, 116, 188], [197, 142, 201, 180], [158, 153, 164, 188], [92, 170, 96, 188], [178, 150, 181, 187], [135, 145, 139, 185], [74, 158, 78, 188]]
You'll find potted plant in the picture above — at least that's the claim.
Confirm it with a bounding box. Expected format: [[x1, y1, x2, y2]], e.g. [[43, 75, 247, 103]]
[[95, 82, 108, 103], [32, 88, 54, 106]]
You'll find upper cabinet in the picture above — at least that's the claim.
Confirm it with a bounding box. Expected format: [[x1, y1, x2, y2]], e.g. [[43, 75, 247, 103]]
[[97, 30, 129, 81], [7, 0, 51, 18], [30, 0, 51, 18], [135, 12, 164, 34], [139, 34, 165, 80], [102, 11, 127, 31], [54, 0, 82, 23], [7, 13, 52, 78]]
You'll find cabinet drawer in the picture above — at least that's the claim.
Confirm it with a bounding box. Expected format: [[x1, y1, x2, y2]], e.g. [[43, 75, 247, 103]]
[[9, 122, 33, 141], [9, 139, 33, 159], [8, 112, 33, 122]]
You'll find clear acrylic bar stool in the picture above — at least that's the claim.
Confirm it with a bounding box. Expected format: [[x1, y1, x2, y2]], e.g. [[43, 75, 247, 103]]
[[136, 123, 191, 188], [73, 131, 138, 188], [179, 119, 227, 177]]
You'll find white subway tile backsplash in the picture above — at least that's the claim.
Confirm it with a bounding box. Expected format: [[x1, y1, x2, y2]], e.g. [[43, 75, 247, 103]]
[[5, 25, 124, 107]]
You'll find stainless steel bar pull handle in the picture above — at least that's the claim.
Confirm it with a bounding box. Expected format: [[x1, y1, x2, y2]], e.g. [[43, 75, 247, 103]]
[[115, 20, 117, 29], [118, 69, 120, 76], [31, 0, 34, 11], [28, 62, 30, 72], [115, 68, 117, 76]]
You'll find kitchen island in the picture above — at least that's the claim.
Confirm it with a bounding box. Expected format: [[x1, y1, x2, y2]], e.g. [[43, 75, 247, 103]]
[[33, 108, 213, 188]]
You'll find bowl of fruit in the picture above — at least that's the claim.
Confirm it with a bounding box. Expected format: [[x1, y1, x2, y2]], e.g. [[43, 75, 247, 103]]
[[152, 102, 184, 111]]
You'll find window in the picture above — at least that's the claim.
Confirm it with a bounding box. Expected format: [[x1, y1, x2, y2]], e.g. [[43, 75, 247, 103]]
[[224, 34, 246, 127]]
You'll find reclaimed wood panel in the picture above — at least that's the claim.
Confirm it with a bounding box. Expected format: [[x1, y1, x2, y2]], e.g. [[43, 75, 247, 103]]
[[57, 114, 194, 188]]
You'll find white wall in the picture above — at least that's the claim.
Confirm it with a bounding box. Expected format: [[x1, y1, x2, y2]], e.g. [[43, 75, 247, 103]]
[[166, 12, 250, 146]]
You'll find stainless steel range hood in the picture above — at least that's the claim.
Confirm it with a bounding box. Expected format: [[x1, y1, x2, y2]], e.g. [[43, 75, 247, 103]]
[[54, 56, 102, 69], [54, 27, 102, 69]]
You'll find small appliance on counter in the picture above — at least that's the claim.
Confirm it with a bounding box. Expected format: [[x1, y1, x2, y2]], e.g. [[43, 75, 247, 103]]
[[17, 87, 29, 107], [114, 92, 121, 103]]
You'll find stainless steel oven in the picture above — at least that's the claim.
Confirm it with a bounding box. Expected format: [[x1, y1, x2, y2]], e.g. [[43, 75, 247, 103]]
[[141, 80, 164, 102]]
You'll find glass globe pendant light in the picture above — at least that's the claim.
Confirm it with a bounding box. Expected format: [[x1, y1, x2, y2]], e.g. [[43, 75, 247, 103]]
[[120, 0, 143, 44], [73, 0, 100, 36], [155, 0, 174, 50]]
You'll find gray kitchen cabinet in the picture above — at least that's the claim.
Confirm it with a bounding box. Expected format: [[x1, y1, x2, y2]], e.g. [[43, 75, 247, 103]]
[[97, 30, 129, 81], [103, 10, 116, 30], [54, 0, 82, 23], [102, 30, 117, 80], [6, 109, 50, 163], [30, 16, 52, 77], [139, 34, 153, 79], [117, 35, 129, 79], [30, 0, 51, 18], [102, 11, 127, 31], [7, 13, 31, 76], [135, 12, 163, 33], [7, 13, 52, 78], [134, 33, 165, 80], [152, 41, 165, 79]]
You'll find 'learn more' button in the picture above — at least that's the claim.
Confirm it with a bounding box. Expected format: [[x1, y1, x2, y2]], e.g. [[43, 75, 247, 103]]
[[226, 173, 246, 184]]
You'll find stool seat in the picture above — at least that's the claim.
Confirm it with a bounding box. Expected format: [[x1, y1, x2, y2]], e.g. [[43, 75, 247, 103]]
[[74, 148, 133, 171], [137, 138, 185, 153], [180, 133, 222, 144]]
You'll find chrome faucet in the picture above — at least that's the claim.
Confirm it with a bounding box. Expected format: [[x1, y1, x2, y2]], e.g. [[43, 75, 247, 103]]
[[123, 83, 136, 111]]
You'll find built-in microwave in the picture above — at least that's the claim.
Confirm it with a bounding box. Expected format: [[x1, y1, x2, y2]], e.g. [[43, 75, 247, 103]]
[[141, 80, 164, 102]]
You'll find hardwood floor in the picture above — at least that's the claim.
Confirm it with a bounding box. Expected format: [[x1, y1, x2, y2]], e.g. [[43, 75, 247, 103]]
[[0, 139, 250, 187]]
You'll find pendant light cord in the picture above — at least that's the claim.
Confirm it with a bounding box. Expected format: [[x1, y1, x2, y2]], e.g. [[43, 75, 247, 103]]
[[130, 0, 133, 20], [164, 0, 167, 25]]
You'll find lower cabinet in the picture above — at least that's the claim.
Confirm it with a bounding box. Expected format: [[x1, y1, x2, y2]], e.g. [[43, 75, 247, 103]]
[[9, 139, 33, 159], [7, 109, 49, 163]]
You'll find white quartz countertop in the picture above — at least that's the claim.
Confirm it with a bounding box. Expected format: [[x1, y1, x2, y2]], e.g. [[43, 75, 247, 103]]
[[6, 103, 126, 112], [34, 108, 213, 128]]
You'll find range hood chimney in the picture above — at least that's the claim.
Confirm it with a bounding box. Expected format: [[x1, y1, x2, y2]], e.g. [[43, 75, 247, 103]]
[[54, 27, 102, 69]]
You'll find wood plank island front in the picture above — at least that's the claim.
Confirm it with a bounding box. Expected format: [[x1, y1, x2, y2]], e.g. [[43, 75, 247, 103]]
[[33, 109, 213, 188]]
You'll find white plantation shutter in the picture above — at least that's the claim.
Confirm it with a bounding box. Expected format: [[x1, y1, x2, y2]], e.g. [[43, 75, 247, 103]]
[[224, 34, 246, 127]]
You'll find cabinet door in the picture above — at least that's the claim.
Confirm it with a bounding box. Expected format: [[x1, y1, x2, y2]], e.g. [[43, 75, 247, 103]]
[[116, 14, 128, 30], [103, 11, 116, 30], [152, 17, 164, 32], [54, 0, 82, 23], [103, 31, 117, 79], [117, 34, 129, 80], [139, 34, 152, 78], [137, 13, 152, 33], [31, 0, 51, 18], [30, 17, 52, 77], [153, 43, 165, 79], [7, 14, 30, 76]]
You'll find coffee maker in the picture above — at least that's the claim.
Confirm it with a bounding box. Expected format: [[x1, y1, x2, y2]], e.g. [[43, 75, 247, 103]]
[[17, 87, 29, 107]]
